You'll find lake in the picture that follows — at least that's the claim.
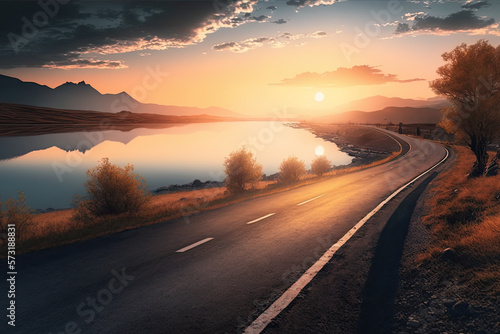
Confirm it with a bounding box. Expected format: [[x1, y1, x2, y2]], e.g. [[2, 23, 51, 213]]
[[0, 121, 352, 209]]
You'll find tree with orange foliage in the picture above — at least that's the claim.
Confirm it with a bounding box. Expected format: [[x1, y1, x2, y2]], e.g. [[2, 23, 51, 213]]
[[430, 40, 500, 177]]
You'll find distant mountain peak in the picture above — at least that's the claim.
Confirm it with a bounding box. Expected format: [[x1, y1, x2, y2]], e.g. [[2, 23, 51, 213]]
[[55, 80, 101, 95], [0, 74, 241, 117], [59, 80, 90, 87], [117, 91, 132, 97]]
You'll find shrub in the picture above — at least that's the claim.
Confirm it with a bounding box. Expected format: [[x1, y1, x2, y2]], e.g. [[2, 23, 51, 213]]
[[311, 155, 332, 176], [0, 192, 33, 238], [76, 158, 150, 218], [279, 156, 306, 184], [223, 147, 263, 194]]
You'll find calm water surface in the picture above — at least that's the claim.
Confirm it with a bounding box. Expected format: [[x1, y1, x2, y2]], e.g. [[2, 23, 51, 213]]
[[0, 122, 352, 209]]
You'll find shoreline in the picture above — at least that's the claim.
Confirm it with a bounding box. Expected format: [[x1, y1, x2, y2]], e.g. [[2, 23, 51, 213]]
[[10, 124, 405, 254], [32, 123, 399, 213], [293, 122, 401, 166]]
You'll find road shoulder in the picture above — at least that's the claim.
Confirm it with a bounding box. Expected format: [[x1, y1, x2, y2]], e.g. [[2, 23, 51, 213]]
[[260, 163, 443, 333], [393, 149, 499, 334], [260, 143, 451, 334]]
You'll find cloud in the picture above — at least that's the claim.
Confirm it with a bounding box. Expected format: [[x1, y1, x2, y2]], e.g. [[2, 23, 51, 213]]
[[286, 0, 338, 9], [404, 12, 426, 21], [272, 19, 288, 24], [395, 22, 411, 34], [395, 9, 495, 34], [212, 31, 328, 53], [461, 1, 491, 10], [406, 0, 447, 8], [266, 5, 278, 11], [271, 65, 425, 88], [212, 37, 278, 53], [212, 41, 239, 52], [42, 58, 127, 70], [0, 0, 261, 69], [311, 31, 328, 38], [251, 15, 270, 22]]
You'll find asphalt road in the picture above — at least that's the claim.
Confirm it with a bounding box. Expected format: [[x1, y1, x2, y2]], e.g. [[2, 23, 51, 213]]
[[2, 129, 448, 334]]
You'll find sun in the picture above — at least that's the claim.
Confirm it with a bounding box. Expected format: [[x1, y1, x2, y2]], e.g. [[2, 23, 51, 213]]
[[315, 92, 324, 102], [315, 145, 325, 156]]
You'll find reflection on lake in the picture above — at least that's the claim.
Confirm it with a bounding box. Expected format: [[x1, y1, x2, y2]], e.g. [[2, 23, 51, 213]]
[[0, 122, 352, 209]]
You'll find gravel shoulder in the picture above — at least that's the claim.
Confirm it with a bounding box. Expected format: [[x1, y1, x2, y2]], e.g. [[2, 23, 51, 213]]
[[393, 149, 500, 334]]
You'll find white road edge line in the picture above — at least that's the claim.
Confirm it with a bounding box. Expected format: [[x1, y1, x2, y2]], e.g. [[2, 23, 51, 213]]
[[175, 238, 214, 253], [370, 126, 408, 156], [297, 194, 325, 206], [246, 213, 276, 225], [244, 146, 449, 334]]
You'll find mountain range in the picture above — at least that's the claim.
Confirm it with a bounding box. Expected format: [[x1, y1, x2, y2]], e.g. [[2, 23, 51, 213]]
[[0, 74, 447, 124], [0, 74, 240, 117], [334, 95, 447, 113], [313, 106, 443, 124]]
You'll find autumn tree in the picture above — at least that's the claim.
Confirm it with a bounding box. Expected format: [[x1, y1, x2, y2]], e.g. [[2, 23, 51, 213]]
[[279, 156, 307, 184], [311, 155, 331, 176], [430, 40, 500, 177], [223, 147, 263, 194], [0, 192, 33, 238]]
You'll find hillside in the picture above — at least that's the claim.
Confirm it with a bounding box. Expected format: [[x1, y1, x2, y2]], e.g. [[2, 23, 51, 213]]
[[0, 74, 240, 117], [314, 106, 442, 124], [0, 102, 234, 136], [288, 96, 448, 119], [335, 95, 448, 113]]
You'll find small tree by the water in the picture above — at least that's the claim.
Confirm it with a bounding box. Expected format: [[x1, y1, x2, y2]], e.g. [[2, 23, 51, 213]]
[[223, 147, 263, 194], [311, 155, 331, 176], [76, 158, 150, 218], [279, 156, 307, 184]]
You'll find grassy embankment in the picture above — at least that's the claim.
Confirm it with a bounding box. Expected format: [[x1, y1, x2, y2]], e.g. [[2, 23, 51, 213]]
[[417, 146, 499, 297], [2, 127, 401, 254]]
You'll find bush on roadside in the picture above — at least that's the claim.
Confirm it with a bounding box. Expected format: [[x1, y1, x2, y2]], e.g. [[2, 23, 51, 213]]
[[0, 192, 34, 239], [75, 158, 150, 219], [223, 147, 263, 194], [311, 155, 332, 177], [279, 156, 307, 184]]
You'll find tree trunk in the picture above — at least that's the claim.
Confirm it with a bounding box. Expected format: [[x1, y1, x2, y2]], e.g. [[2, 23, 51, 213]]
[[486, 149, 500, 177], [469, 142, 488, 178]]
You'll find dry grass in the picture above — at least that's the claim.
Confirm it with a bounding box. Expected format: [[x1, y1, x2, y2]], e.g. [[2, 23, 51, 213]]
[[418, 146, 500, 296], [12, 188, 227, 253], [3, 145, 401, 255]]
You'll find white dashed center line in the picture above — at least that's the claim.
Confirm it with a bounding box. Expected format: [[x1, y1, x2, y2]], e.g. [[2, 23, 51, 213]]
[[297, 194, 325, 206], [175, 238, 214, 253], [246, 213, 275, 225]]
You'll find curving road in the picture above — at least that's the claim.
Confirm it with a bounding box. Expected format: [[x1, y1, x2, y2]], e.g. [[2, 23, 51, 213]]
[[3, 129, 449, 334]]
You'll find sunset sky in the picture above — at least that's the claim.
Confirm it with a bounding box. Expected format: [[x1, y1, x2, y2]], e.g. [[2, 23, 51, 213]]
[[1, 0, 500, 115]]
